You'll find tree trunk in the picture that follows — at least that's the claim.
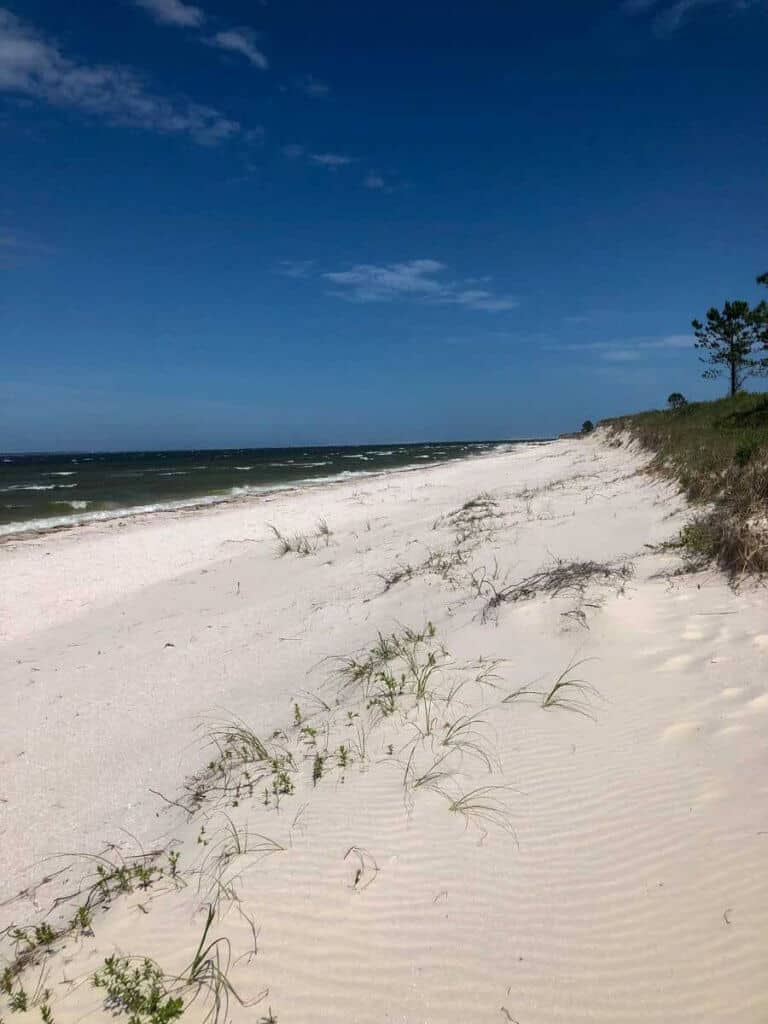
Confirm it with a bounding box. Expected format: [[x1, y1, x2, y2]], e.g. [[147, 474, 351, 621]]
[[731, 360, 737, 396]]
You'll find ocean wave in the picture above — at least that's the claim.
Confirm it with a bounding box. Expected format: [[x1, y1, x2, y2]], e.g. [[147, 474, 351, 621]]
[[1, 482, 81, 493], [343, 454, 370, 460], [45, 471, 77, 477], [0, 445, 514, 539], [0, 483, 57, 492], [234, 466, 254, 471]]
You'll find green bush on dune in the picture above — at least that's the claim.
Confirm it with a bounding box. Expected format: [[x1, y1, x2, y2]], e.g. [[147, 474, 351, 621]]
[[605, 391, 768, 574]]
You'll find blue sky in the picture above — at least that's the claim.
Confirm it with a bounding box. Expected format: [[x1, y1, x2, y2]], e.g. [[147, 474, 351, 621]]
[[1, 0, 767, 450]]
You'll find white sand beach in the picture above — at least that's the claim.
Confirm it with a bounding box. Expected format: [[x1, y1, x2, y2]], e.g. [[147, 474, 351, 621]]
[[2, 435, 767, 1023]]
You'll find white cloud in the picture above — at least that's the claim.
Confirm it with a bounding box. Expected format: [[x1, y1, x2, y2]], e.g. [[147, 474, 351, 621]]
[[622, 0, 763, 32], [0, 8, 240, 144], [310, 152, 354, 168], [282, 144, 305, 159], [451, 289, 519, 312], [132, 2, 270, 72], [208, 28, 268, 70], [133, 0, 204, 28], [324, 260, 446, 301], [557, 334, 694, 361], [320, 259, 518, 312], [364, 173, 386, 190]]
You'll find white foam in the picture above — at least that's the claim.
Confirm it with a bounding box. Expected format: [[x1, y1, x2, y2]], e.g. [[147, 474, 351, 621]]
[[0, 445, 512, 539], [0, 484, 57, 492]]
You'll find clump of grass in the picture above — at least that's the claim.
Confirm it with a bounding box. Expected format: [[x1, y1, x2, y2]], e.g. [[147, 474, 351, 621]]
[[541, 657, 599, 718], [92, 905, 265, 1024], [480, 557, 633, 620], [503, 656, 600, 719], [268, 525, 315, 557], [440, 710, 495, 771], [268, 519, 333, 558], [191, 718, 296, 810], [446, 786, 515, 835], [605, 391, 768, 575]]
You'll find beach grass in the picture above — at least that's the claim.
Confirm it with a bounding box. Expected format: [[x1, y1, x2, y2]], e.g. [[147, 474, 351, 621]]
[[604, 391, 768, 574]]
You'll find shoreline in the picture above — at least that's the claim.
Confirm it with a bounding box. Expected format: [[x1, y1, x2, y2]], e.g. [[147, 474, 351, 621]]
[[3, 434, 768, 1022], [0, 441, 536, 545]]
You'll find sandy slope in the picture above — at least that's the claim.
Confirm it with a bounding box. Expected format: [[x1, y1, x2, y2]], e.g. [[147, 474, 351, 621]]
[[1, 436, 767, 1023]]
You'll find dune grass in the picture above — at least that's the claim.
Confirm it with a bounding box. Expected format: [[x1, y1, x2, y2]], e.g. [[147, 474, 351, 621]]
[[604, 391, 768, 574]]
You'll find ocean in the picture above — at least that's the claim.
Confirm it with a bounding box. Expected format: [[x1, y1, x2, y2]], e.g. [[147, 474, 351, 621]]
[[0, 440, 532, 539]]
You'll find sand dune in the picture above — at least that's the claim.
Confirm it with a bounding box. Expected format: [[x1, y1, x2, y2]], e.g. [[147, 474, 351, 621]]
[[2, 436, 767, 1022]]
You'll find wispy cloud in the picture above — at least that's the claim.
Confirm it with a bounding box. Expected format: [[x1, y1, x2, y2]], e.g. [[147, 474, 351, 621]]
[[310, 152, 354, 168], [557, 334, 694, 361], [296, 75, 329, 98], [363, 173, 386, 190], [621, 0, 763, 33], [132, 1, 269, 70], [208, 28, 268, 70], [132, 0, 204, 28], [0, 8, 240, 144], [279, 259, 315, 278], [320, 259, 518, 312]]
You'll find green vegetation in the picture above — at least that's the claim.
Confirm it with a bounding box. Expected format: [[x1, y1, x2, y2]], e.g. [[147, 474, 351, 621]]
[[93, 957, 184, 1024], [605, 390, 768, 573], [268, 518, 333, 557], [693, 299, 767, 396]]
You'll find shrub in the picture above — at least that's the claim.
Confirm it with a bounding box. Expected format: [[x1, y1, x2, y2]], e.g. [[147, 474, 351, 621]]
[[667, 392, 687, 410]]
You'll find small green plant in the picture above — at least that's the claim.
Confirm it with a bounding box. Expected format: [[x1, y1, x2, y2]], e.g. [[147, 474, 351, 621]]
[[93, 957, 183, 1024], [293, 703, 302, 726], [581, 419, 594, 434], [167, 851, 180, 879], [299, 724, 317, 747], [71, 904, 93, 933], [8, 986, 28, 1013], [40, 1002, 55, 1024], [33, 924, 55, 948], [680, 518, 718, 560], [312, 753, 325, 786], [337, 745, 349, 769]]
